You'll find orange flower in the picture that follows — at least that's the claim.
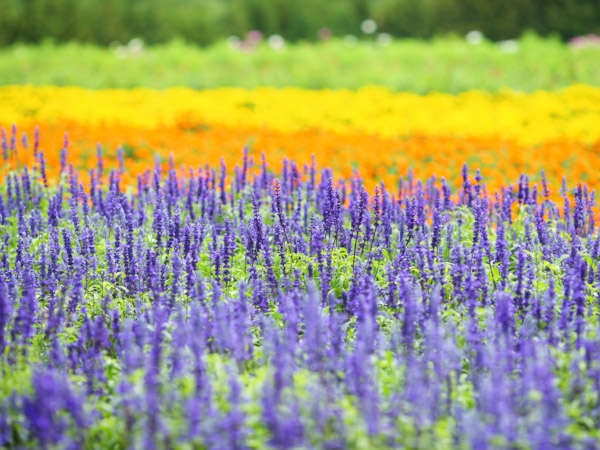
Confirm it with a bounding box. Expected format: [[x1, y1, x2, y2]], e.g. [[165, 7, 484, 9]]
[[1, 121, 597, 205]]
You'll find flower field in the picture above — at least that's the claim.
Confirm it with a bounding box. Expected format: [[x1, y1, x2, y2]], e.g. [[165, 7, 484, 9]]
[[2, 79, 600, 448], [2, 37, 600, 92], [1, 85, 600, 195]]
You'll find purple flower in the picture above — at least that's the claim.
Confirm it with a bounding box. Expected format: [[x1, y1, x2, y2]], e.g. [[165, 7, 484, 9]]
[[23, 369, 86, 448]]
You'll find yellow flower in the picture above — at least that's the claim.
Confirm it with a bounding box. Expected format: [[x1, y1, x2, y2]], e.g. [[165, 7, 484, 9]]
[[1, 85, 599, 145]]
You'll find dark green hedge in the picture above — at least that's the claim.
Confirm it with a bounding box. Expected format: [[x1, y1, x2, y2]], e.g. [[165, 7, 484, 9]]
[[371, 0, 600, 40], [0, 0, 598, 45]]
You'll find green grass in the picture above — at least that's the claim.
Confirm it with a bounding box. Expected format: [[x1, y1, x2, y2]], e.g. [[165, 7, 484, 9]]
[[1, 33, 598, 92]]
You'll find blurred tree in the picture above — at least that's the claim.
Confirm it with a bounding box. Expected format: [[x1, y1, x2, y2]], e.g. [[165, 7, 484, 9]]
[[0, 0, 598, 45]]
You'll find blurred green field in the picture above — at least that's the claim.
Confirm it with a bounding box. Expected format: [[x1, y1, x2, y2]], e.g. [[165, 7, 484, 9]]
[[1, 34, 598, 92]]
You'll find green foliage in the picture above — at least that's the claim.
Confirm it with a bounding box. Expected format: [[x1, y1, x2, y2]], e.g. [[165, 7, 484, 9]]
[[0, 0, 598, 45], [371, 0, 600, 40], [0, 0, 229, 46], [1, 35, 599, 93]]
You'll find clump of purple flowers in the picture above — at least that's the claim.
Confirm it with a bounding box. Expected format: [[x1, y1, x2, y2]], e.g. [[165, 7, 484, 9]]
[[0, 132, 599, 448]]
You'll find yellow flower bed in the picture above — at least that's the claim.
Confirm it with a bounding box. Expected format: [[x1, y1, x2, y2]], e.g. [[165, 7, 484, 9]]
[[1, 85, 599, 145]]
